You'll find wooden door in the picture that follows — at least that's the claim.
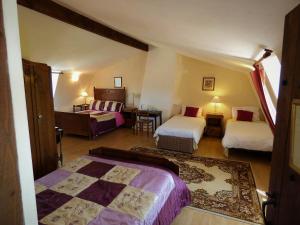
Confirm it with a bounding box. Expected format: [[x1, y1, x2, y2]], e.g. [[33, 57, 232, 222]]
[[0, 1, 24, 224], [23, 59, 57, 179], [265, 4, 300, 225], [33, 62, 57, 177]]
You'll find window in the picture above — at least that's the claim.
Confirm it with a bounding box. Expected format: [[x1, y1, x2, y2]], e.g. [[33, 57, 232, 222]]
[[261, 55, 281, 98], [51, 71, 61, 96], [260, 54, 281, 124]]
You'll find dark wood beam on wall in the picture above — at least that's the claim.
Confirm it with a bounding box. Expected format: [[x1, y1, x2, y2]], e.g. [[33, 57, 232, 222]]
[[17, 0, 149, 51], [0, 1, 24, 224]]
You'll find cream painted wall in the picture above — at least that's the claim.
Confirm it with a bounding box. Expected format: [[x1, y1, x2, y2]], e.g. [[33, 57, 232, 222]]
[[54, 52, 147, 111], [140, 47, 180, 121], [176, 55, 261, 120], [88, 51, 147, 106], [54, 73, 94, 111], [53, 48, 261, 123]]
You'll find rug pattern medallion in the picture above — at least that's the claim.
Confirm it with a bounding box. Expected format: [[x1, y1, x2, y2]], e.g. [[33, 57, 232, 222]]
[[131, 147, 263, 224]]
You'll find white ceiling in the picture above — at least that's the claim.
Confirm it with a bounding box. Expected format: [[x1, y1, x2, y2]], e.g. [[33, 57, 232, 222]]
[[53, 0, 300, 72], [18, 6, 144, 73]]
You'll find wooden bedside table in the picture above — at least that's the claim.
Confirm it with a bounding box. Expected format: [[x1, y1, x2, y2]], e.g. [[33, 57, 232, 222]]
[[122, 107, 138, 128], [205, 114, 224, 138], [73, 104, 89, 112]]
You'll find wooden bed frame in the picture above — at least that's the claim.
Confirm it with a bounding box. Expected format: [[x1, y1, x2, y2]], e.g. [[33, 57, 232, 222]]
[[55, 87, 126, 139], [157, 135, 194, 154], [89, 146, 180, 175]]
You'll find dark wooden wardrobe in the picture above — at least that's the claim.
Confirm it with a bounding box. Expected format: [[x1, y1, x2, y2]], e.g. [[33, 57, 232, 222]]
[[22, 59, 57, 179]]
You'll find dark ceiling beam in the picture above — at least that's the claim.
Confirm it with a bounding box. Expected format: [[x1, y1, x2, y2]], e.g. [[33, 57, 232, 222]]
[[17, 0, 149, 51]]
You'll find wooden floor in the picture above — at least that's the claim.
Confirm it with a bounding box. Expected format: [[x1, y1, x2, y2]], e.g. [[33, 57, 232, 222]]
[[62, 128, 271, 225]]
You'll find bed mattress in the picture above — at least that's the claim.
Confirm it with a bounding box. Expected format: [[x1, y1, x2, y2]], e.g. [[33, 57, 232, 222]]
[[222, 119, 274, 152], [35, 155, 190, 225], [154, 115, 206, 149]]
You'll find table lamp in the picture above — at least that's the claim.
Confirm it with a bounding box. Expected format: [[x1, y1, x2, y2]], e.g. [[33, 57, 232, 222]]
[[211, 96, 221, 113], [81, 91, 88, 104]]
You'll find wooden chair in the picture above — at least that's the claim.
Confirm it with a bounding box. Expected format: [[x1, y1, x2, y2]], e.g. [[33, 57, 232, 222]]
[[134, 110, 154, 136]]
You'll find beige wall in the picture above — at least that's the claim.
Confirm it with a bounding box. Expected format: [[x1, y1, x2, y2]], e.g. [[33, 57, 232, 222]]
[[53, 47, 261, 122], [88, 51, 147, 106], [54, 73, 94, 112], [54, 51, 147, 111], [176, 55, 261, 120], [140, 47, 180, 121]]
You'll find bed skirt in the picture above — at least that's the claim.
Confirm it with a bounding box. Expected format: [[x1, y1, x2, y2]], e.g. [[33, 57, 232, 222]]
[[157, 135, 194, 153]]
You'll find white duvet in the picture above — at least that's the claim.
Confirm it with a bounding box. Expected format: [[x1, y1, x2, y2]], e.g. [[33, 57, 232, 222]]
[[222, 119, 274, 152], [154, 115, 206, 149]]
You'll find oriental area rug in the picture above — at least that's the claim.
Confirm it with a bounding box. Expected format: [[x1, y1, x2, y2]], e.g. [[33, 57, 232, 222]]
[[131, 147, 263, 224]]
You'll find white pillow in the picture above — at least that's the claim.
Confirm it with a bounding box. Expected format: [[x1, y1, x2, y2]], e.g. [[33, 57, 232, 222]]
[[181, 105, 203, 117], [232, 106, 260, 121]]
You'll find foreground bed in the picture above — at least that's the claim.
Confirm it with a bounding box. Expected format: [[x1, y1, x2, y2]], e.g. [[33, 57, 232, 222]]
[[222, 119, 274, 156], [154, 115, 206, 153], [35, 147, 190, 225]]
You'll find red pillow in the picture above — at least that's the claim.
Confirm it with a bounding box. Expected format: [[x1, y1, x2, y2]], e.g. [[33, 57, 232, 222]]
[[237, 110, 253, 122], [184, 106, 199, 117]]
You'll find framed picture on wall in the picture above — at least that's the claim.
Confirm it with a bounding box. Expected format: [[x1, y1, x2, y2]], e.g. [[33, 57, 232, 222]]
[[202, 77, 215, 91], [114, 77, 122, 88]]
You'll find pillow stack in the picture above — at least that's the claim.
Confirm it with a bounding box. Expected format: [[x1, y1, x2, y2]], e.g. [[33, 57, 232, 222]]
[[89, 100, 124, 112]]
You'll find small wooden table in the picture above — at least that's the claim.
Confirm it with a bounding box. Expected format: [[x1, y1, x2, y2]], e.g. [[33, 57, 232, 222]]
[[205, 114, 224, 138], [122, 108, 162, 129], [138, 110, 162, 130], [73, 104, 89, 112]]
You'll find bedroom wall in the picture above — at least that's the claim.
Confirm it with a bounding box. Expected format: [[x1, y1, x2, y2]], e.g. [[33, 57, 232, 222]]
[[54, 51, 147, 111], [54, 72, 94, 112], [87, 51, 147, 106], [176, 55, 261, 120], [140, 47, 181, 121]]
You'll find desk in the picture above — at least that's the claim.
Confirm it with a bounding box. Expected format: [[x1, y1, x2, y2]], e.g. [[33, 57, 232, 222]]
[[138, 110, 162, 130], [122, 108, 162, 129]]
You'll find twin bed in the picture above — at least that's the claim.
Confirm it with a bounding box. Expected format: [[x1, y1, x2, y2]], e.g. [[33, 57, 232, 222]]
[[154, 106, 274, 155], [222, 119, 273, 156]]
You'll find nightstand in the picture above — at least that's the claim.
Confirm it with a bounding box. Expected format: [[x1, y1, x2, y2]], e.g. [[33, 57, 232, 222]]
[[205, 114, 224, 138], [73, 104, 89, 112], [122, 107, 138, 128]]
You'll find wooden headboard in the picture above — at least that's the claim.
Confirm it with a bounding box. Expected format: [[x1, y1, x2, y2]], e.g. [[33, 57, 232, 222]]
[[94, 87, 126, 104]]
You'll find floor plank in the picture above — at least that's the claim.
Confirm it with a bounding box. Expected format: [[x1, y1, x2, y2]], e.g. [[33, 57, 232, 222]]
[[61, 128, 271, 225]]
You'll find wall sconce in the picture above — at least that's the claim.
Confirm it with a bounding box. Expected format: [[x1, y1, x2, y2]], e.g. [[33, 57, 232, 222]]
[[71, 71, 80, 82], [80, 91, 88, 104], [211, 96, 221, 114]]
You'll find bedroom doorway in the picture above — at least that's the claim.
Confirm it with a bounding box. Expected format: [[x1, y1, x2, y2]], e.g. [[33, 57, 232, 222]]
[[264, 4, 300, 225]]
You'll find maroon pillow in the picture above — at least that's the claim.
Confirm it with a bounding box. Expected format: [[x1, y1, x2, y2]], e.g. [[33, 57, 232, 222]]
[[237, 110, 253, 122], [184, 106, 199, 117]]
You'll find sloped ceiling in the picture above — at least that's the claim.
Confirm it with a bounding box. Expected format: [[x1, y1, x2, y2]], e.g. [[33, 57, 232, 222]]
[[53, 0, 300, 72], [18, 6, 145, 73]]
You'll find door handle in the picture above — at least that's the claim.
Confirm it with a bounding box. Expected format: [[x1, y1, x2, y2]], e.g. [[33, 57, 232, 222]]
[[37, 114, 43, 120], [262, 192, 276, 225]]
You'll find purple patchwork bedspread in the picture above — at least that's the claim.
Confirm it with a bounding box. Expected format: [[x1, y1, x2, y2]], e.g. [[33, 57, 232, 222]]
[[35, 155, 191, 225]]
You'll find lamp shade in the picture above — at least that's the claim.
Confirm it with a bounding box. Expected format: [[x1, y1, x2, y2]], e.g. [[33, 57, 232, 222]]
[[80, 91, 88, 97], [211, 96, 220, 103]]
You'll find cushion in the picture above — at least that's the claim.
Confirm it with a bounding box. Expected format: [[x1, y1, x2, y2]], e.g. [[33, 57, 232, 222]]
[[237, 110, 254, 122], [104, 101, 124, 112], [89, 100, 123, 112], [232, 106, 260, 121], [184, 107, 199, 117], [181, 105, 202, 117]]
